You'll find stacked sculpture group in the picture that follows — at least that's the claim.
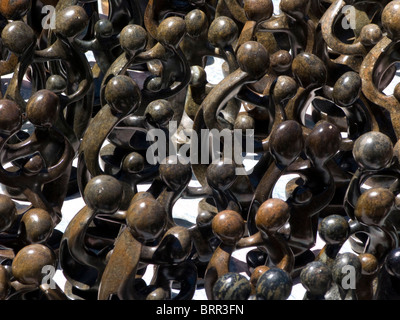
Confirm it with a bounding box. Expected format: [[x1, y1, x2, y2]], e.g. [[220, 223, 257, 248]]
[[1, 0, 400, 300]]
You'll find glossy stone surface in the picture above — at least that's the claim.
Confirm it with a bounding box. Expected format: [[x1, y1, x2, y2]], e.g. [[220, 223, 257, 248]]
[[382, 1, 400, 40], [256, 268, 292, 300], [292, 53, 327, 88], [355, 188, 394, 226], [212, 210, 245, 246], [126, 195, 167, 243], [0, 194, 16, 232], [105, 75, 141, 114], [213, 272, 252, 300], [120, 25, 147, 53], [0, 100, 22, 135], [55, 5, 89, 38], [157, 17, 186, 47], [318, 215, 350, 245], [1, 21, 36, 55], [26, 90, 59, 128], [385, 248, 400, 277], [300, 261, 332, 296], [255, 198, 290, 233], [269, 120, 303, 166], [353, 132, 393, 170], [11, 244, 56, 286], [84, 175, 123, 213], [333, 72, 362, 107], [208, 16, 238, 48], [331, 253, 362, 285], [20, 208, 54, 244], [0, 0, 31, 20], [237, 41, 270, 79], [359, 253, 379, 276]]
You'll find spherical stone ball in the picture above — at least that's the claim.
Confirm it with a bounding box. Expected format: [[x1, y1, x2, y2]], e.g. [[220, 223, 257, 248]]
[[84, 175, 123, 214], [11, 244, 56, 286], [300, 261, 332, 296], [213, 272, 252, 300], [353, 131, 393, 170], [256, 268, 292, 300]]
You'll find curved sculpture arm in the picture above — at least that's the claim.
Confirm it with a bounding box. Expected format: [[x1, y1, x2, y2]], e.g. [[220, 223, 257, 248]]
[[359, 36, 400, 139], [320, 0, 367, 56], [98, 228, 142, 300]]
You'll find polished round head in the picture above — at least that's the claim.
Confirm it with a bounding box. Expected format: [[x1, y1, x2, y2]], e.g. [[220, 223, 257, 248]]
[[0, 0, 31, 20], [94, 19, 113, 38], [84, 175, 123, 214], [269, 120, 304, 167], [126, 195, 167, 243], [55, 5, 89, 38], [354, 188, 394, 226], [382, 1, 400, 41], [11, 244, 56, 286], [318, 215, 350, 245], [122, 152, 145, 174], [146, 77, 163, 92], [129, 191, 153, 205], [146, 287, 169, 300], [331, 252, 361, 285], [153, 226, 192, 264], [358, 253, 378, 276], [0, 99, 22, 135], [256, 268, 292, 300], [333, 71, 362, 107], [213, 272, 252, 300], [385, 248, 400, 278], [292, 53, 327, 88], [120, 24, 147, 53], [270, 50, 292, 73], [190, 65, 207, 87], [244, 0, 273, 22], [273, 76, 298, 102], [353, 131, 393, 170], [185, 9, 208, 38], [45, 75, 67, 94], [359, 24, 382, 47], [255, 198, 290, 233], [0, 194, 16, 232], [20, 208, 53, 244], [145, 99, 174, 126], [1, 21, 36, 56], [26, 90, 59, 128], [237, 41, 270, 79], [300, 261, 332, 296], [305, 121, 341, 165], [206, 159, 237, 191], [208, 16, 238, 48], [157, 16, 186, 47], [280, 0, 310, 19], [159, 155, 192, 190], [105, 75, 141, 115], [234, 114, 255, 133], [212, 210, 245, 246]]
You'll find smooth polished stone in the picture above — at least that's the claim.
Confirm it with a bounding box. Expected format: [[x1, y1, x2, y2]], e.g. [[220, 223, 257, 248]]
[[213, 272, 251, 300]]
